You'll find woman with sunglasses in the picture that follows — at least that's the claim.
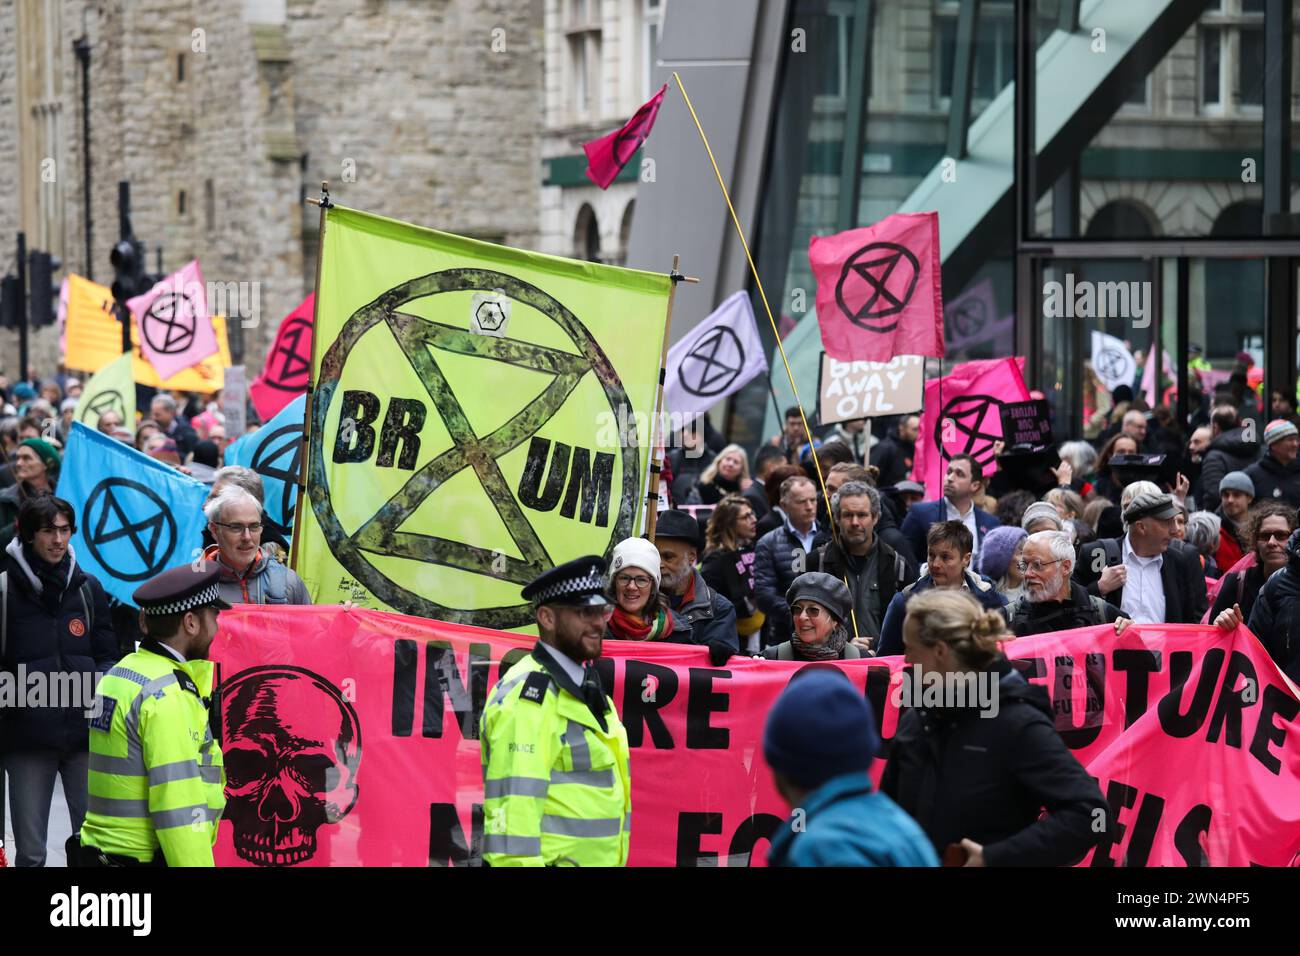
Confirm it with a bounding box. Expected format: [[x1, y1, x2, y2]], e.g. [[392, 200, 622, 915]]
[[1209, 501, 1296, 625], [762, 572, 862, 661]]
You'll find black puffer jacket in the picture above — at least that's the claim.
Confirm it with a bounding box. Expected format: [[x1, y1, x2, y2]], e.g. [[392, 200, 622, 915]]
[[1199, 427, 1258, 505], [1, 538, 118, 753], [1245, 530, 1300, 684], [880, 656, 1109, 866], [1244, 452, 1300, 508]]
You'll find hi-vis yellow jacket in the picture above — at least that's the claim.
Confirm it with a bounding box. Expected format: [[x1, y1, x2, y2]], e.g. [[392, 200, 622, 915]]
[[79, 640, 225, 866], [480, 647, 631, 866]]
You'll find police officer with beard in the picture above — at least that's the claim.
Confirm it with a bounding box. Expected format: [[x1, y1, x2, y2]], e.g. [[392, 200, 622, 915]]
[[480, 556, 632, 866]]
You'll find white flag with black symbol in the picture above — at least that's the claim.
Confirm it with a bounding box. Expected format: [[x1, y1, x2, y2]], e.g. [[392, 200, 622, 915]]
[[1090, 331, 1137, 394], [664, 290, 769, 418]]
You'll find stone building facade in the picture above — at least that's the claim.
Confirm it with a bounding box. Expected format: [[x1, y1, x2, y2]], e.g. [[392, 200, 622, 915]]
[[538, 0, 662, 264], [0, 0, 543, 386]]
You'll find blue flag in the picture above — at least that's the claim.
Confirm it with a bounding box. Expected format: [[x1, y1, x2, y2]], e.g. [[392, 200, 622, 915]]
[[61, 422, 210, 606], [227, 393, 305, 534]]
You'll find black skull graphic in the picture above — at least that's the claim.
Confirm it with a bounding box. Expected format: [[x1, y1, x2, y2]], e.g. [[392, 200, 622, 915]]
[[221, 667, 361, 867]]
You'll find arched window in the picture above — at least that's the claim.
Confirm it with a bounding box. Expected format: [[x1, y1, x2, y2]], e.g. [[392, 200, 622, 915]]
[[1084, 201, 1157, 239], [574, 204, 601, 263], [617, 200, 635, 266]]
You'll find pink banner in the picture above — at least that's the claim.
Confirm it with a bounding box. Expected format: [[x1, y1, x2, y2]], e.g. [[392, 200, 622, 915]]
[[250, 293, 314, 421], [209, 607, 1300, 867], [911, 357, 1029, 499], [809, 212, 944, 363], [127, 260, 218, 381]]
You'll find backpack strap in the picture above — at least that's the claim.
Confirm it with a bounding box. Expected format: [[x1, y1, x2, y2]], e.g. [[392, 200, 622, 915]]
[[1, 570, 7, 661], [79, 581, 94, 634], [777, 642, 794, 661], [1089, 595, 1110, 623], [1236, 570, 1246, 607]]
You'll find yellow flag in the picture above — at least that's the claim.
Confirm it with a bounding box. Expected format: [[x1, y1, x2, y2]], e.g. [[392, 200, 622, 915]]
[[73, 351, 135, 429], [294, 205, 671, 632], [62, 273, 231, 392]]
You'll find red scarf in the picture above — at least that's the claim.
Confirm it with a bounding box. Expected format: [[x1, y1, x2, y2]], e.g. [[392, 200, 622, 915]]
[[609, 604, 674, 641]]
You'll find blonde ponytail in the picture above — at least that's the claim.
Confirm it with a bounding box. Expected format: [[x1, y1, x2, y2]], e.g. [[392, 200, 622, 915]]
[[905, 590, 1012, 668]]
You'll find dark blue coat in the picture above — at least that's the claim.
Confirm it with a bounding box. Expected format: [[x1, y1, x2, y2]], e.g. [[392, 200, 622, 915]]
[[899, 499, 1000, 565], [666, 569, 738, 651], [876, 570, 1007, 657], [1, 540, 118, 753], [767, 773, 939, 867]]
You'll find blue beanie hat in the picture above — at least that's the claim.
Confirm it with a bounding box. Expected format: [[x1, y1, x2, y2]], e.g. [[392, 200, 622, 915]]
[[978, 525, 1027, 581], [763, 670, 880, 790]]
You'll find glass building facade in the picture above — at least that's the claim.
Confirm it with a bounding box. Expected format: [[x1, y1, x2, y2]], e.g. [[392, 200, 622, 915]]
[[736, 0, 1300, 445]]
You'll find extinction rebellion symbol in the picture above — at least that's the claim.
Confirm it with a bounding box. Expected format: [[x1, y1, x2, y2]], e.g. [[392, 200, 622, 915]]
[[835, 241, 920, 334], [265, 317, 313, 392], [679, 326, 745, 398], [140, 292, 199, 355], [80, 390, 126, 423], [934, 394, 1006, 468], [249, 424, 303, 523], [310, 269, 639, 630], [82, 478, 178, 581]]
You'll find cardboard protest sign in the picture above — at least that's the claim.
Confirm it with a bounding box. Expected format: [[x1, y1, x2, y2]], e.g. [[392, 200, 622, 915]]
[[1000, 399, 1053, 447], [817, 353, 923, 424]]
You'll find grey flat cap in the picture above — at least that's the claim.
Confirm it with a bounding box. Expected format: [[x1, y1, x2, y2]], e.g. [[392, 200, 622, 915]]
[[785, 571, 853, 624]]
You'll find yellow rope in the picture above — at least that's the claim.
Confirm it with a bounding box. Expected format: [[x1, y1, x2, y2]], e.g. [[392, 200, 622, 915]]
[[672, 71, 862, 642]]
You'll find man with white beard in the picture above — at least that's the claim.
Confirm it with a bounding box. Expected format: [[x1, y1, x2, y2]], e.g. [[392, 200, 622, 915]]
[[1004, 531, 1130, 637]]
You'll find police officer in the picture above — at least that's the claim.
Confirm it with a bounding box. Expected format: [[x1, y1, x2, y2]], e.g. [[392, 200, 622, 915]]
[[480, 555, 632, 866], [76, 562, 229, 867]]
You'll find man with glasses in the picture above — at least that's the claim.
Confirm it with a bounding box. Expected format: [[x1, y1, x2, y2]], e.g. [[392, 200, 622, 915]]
[[1003, 530, 1128, 637], [1074, 491, 1208, 624], [480, 555, 631, 866], [201, 485, 310, 605]]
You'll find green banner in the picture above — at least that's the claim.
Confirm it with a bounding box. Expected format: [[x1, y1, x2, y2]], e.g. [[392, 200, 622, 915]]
[[296, 205, 671, 631], [74, 351, 135, 430]]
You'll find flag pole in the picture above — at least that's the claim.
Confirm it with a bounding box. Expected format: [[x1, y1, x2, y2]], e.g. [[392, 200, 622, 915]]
[[644, 253, 699, 539], [673, 70, 861, 642], [290, 180, 332, 573]]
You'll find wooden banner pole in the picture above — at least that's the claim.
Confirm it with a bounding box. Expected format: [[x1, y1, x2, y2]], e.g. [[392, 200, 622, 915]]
[[644, 253, 699, 540]]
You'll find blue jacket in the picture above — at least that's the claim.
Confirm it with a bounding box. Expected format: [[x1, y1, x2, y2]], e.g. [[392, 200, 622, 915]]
[[767, 773, 939, 867], [876, 570, 1007, 657], [900, 499, 1000, 566], [754, 518, 821, 643]]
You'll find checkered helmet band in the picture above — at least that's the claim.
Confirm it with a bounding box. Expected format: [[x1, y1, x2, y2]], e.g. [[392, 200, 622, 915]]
[[143, 582, 221, 615], [532, 567, 606, 604]]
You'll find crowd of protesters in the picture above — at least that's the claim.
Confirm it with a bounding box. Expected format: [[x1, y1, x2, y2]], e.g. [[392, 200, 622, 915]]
[[0, 371, 311, 866], [2, 357, 1297, 868]]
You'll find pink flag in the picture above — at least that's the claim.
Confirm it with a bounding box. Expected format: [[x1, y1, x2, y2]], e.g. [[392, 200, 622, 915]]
[[809, 211, 945, 362], [250, 293, 315, 421], [127, 259, 217, 380], [583, 84, 667, 189], [1140, 349, 1173, 407], [911, 357, 1030, 499]]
